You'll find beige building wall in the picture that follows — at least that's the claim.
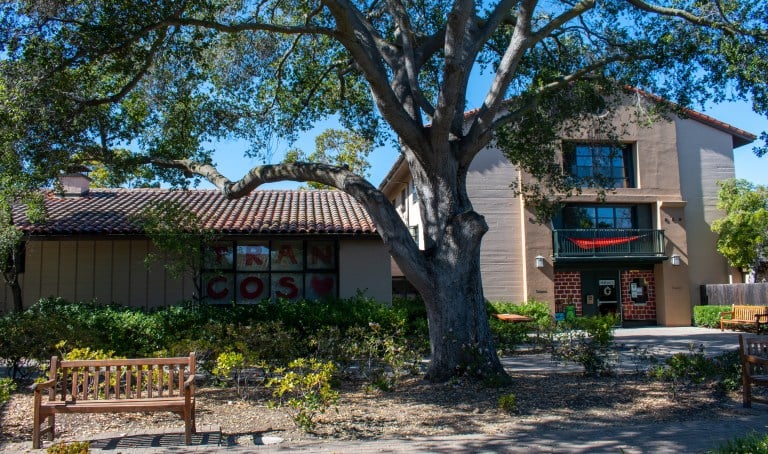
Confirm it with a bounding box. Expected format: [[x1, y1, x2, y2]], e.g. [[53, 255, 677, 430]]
[[1, 236, 390, 313], [339, 239, 392, 302], [466, 148, 525, 302], [675, 116, 741, 307]]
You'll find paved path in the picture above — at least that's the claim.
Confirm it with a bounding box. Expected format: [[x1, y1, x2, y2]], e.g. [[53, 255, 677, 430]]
[[10, 327, 768, 453]]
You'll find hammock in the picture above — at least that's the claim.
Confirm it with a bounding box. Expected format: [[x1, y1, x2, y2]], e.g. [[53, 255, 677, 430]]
[[568, 235, 641, 250]]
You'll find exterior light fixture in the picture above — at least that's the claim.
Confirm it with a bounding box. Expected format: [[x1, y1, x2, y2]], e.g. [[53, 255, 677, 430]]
[[670, 255, 681, 266], [535, 255, 545, 268]]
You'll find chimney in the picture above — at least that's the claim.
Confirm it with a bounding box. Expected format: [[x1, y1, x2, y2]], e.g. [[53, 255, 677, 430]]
[[58, 172, 91, 196]]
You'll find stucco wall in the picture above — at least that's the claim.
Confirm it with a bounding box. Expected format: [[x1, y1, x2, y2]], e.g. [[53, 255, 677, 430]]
[[1, 236, 391, 313]]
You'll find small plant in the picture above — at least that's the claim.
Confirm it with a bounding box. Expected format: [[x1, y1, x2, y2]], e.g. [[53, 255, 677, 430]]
[[713, 430, 768, 453], [0, 377, 16, 406], [551, 314, 618, 376], [648, 345, 742, 398], [267, 358, 339, 431], [498, 393, 518, 414], [46, 441, 90, 454]]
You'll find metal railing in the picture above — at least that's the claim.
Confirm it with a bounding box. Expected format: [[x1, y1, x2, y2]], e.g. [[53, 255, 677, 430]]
[[553, 229, 666, 259]]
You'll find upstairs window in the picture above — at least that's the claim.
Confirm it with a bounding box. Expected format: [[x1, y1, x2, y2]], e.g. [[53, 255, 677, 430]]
[[562, 206, 635, 229], [563, 143, 635, 188], [557, 204, 652, 230]]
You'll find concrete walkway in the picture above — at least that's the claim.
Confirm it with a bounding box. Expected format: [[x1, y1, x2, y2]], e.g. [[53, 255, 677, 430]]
[[11, 327, 768, 453]]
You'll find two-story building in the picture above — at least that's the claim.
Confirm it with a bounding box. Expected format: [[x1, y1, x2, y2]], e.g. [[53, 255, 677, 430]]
[[381, 101, 756, 326]]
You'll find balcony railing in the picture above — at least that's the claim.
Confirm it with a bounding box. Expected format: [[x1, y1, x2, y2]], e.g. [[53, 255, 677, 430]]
[[553, 229, 666, 260]]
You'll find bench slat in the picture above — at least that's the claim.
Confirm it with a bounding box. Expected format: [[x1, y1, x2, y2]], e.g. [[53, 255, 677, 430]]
[[32, 353, 196, 449]]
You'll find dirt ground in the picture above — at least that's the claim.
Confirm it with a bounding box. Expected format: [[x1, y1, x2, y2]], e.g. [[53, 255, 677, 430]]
[[0, 370, 748, 450]]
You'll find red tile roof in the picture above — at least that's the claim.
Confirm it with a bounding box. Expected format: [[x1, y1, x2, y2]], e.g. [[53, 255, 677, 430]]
[[12, 189, 378, 236]]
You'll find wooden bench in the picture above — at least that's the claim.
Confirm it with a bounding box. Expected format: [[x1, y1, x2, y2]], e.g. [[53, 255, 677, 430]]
[[739, 335, 768, 408], [719, 305, 768, 333], [32, 353, 196, 449]]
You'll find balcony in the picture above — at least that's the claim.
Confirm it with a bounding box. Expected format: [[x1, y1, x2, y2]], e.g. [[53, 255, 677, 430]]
[[553, 229, 667, 262]]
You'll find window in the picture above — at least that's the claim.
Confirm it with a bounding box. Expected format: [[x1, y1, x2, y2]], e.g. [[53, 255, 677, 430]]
[[561, 206, 635, 229], [563, 143, 635, 188], [202, 239, 338, 304], [408, 225, 419, 244]]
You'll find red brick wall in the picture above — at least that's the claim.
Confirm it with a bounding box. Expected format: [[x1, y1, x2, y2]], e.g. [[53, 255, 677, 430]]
[[620, 270, 656, 321], [554, 271, 582, 316]]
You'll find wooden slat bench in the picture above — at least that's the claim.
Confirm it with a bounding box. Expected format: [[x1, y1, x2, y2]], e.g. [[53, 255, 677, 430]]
[[739, 335, 768, 408], [32, 353, 196, 449], [719, 305, 768, 333]]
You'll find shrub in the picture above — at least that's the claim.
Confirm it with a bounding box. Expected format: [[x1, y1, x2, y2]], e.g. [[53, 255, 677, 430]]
[[551, 314, 619, 376], [0, 377, 16, 406], [267, 358, 339, 431], [648, 346, 741, 398], [46, 441, 90, 454], [693, 305, 731, 328], [714, 430, 768, 453], [498, 393, 518, 414], [488, 300, 554, 353]]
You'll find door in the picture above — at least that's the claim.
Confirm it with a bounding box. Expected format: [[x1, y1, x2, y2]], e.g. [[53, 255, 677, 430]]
[[580, 270, 621, 320]]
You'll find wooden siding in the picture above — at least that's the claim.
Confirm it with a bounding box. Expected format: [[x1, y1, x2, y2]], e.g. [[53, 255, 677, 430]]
[[1, 236, 390, 313], [467, 148, 525, 302]]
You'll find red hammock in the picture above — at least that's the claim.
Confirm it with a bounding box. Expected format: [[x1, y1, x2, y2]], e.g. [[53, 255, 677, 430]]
[[568, 236, 641, 250]]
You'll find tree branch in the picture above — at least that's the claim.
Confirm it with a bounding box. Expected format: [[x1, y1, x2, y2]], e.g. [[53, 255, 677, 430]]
[[150, 158, 431, 286], [626, 0, 768, 39]]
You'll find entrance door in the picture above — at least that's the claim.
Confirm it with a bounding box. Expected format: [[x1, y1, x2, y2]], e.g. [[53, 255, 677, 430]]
[[580, 270, 621, 320]]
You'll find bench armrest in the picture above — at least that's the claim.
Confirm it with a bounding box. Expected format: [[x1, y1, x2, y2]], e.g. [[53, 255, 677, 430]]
[[744, 354, 768, 366], [31, 378, 57, 393], [755, 313, 768, 321], [183, 374, 195, 392], [719, 311, 734, 318]]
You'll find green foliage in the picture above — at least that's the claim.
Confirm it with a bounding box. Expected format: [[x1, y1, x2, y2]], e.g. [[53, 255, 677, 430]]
[[693, 305, 732, 328], [711, 179, 768, 278], [0, 377, 16, 406], [648, 346, 742, 399], [317, 322, 422, 391], [551, 314, 619, 376], [267, 358, 339, 432], [1, 295, 426, 380], [133, 200, 218, 302], [714, 431, 768, 454], [487, 300, 554, 352], [498, 393, 518, 414], [46, 441, 90, 454], [284, 129, 373, 189]]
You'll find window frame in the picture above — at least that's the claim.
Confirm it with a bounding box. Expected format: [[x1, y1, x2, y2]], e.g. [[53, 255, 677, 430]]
[[562, 142, 635, 189], [201, 238, 339, 304]]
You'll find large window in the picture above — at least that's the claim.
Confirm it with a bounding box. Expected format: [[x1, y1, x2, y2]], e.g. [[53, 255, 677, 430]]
[[563, 143, 635, 188], [203, 239, 338, 304], [561, 206, 635, 229]]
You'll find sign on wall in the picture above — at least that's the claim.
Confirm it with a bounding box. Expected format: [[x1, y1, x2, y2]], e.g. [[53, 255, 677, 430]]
[[203, 240, 338, 304]]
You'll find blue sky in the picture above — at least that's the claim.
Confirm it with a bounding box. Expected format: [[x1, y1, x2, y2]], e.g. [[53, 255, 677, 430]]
[[209, 96, 767, 190]]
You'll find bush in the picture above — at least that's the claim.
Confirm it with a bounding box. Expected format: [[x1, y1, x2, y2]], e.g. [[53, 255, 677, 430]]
[[551, 314, 619, 376], [0, 377, 16, 406], [714, 430, 768, 453], [498, 393, 518, 414], [693, 305, 731, 328], [487, 300, 553, 352], [267, 358, 339, 431], [648, 346, 741, 398]]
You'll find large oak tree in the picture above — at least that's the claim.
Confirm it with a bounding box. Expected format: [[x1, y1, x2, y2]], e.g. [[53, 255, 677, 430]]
[[1, 0, 766, 381]]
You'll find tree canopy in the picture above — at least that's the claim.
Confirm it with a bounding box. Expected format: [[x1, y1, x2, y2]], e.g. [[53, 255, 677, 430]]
[[712, 179, 768, 282], [2, 0, 767, 380]]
